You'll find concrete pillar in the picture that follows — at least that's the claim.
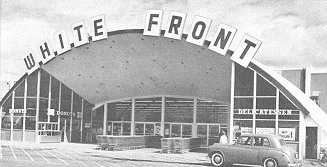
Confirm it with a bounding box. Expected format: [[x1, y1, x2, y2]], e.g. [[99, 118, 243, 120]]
[[35, 70, 41, 142], [160, 96, 165, 137], [229, 62, 235, 143], [131, 99, 136, 136], [23, 78, 27, 141], [103, 103, 107, 135], [192, 98, 197, 138]]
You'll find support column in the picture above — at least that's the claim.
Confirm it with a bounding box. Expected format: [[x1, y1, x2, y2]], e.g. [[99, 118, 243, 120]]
[[131, 99, 135, 136], [229, 62, 235, 143], [299, 109, 305, 160], [23, 78, 27, 141], [58, 83, 62, 133], [103, 103, 107, 135], [253, 71, 257, 134], [35, 70, 41, 142], [192, 98, 197, 138], [47, 76, 52, 122], [69, 90, 73, 142], [10, 93, 14, 141], [80, 99, 84, 143], [160, 96, 165, 137]]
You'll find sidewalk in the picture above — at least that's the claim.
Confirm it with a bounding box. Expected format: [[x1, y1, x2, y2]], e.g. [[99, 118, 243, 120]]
[[1, 140, 327, 167]]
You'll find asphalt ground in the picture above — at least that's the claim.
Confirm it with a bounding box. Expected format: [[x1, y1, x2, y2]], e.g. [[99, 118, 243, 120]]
[[0, 141, 326, 167]]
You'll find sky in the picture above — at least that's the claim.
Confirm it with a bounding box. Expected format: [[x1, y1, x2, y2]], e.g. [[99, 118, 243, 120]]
[[1, 0, 327, 82]]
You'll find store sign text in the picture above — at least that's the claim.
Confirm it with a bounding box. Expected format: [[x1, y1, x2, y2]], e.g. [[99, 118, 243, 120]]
[[9, 109, 26, 114], [237, 109, 292, 115], [23, 10, 262, 75]]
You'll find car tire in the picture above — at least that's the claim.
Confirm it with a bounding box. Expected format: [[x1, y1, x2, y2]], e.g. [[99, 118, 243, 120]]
[[263, 158, 278, 167], [211, 152, 224, 167]]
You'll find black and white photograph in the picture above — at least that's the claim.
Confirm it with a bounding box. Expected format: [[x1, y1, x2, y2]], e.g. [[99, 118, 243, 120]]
[[0, 0, 327, 166]]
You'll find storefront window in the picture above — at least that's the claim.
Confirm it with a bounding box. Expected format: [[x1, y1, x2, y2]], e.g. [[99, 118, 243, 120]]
[[39, 98, 49, 122], [73, 92, 82, 119], [256, 98, 276, 119], [233, 120, 253, 139], [27, 71, 38, 97], [145, 123, 154, 135], [278, 121, 299, 142], [171, 124, 181, 137], [13, 116, 23, 129], [26, 98, 36, 130], [256, 74, 276, 96], [165, 97, 193, 123], [182, 124, 192, 138], [107, 102, 131, 121], [14, 81, 25, 98], [51, 77, 60, 101], [1, 95, 12, 129], [135, 123, 144, 135], [135, 97, 161, 122], [197, 101, 228, 123], [40, 70, 50, 98], [255, 120, 275, 135], [234, 64, 254, 96], [61, 84, 71, 102]]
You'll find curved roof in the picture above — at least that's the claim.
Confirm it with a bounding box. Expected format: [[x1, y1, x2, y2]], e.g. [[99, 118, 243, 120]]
[[42, 29, 232, 105]]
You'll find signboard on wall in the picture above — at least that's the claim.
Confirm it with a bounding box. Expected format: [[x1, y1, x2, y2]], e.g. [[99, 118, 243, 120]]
[[279, 128, 296, 141], [256, 128, 275, 135], [241, 127, 253, 134]]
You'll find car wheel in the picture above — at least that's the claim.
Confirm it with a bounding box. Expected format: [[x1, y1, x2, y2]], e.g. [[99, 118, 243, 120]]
[[263, 158, 278, 167], [211, 152, 224, 166]]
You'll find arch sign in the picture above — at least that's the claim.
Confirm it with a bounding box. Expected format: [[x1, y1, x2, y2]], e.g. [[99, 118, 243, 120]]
[[23, 10, 262, 75]]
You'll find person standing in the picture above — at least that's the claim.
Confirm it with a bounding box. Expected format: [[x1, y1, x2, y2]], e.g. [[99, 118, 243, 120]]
[[220, 130, 228, 144]]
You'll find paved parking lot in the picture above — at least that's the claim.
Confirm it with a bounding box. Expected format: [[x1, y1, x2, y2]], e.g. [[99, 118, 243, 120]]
[[0, 142, 326, 167]]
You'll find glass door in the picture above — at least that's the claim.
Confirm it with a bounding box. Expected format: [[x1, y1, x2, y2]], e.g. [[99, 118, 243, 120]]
[[208, 125, 220, 146], [113, 122, 122, 136], [171, 124, 181, 137], [197, 125, 208, 147]]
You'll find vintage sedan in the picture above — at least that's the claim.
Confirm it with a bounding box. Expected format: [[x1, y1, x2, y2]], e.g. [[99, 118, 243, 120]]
[[207, 134, 301, 167]]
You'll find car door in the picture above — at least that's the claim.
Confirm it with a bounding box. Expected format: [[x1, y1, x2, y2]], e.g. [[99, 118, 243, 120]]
[[251, 137, 268, 165], [230, 136, 258, 165]]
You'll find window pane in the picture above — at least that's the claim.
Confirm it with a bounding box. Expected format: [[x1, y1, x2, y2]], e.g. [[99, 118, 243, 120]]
[[1, 116, 11, 129], [233, 120, 253, 139], [165, 97, 193, 123], [83, 100, 92, 121], [51, 77, 60, 100], [278, 121, 299, 142], [256, 98, 276, 119], [40, 70, 50, 98], [135, 123, 144, 135], [234, 98, 253, 109], [279, 92, 297, 110], [13, 116, 23, 129], [235, 64, 254, 96], [197, 101, 228, 123], [39, 98, 49, 122], [26, 98, 36, 116], [27, 71, 38, 97], [135, 97, 161, 122], [256, 74, 276, 96], [61, 84, 71, 102], [73, 92, 82, 119], [15, 81, 25, 97], [107, 103, 131, 121], [2, 95, 12, 116]]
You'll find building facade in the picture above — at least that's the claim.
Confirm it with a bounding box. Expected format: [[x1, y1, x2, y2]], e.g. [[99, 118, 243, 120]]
[[0, 29, 326, 160]]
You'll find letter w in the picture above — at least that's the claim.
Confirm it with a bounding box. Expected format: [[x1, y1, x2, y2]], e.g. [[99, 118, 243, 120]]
[[24, 53, 36, 70]]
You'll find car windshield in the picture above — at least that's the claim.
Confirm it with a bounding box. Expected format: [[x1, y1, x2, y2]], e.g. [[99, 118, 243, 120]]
[[279, 139, 286, 146]]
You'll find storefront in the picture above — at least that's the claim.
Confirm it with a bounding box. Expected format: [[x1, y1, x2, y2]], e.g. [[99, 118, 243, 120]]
[[1, 11, 327, 160]]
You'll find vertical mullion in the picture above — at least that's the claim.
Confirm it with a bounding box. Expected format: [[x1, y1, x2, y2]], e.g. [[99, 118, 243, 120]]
[[253, 71, 257, 134], [47, 76, 52, 122], [10, 91, 15, 141], [23, 78, 27, 141], [70, 90, 73, 142], [35, 70, 41, 141], [229, 62, 235, 142]]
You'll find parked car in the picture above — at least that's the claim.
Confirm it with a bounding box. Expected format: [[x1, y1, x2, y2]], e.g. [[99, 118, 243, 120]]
[[207, 134, 301, 167]]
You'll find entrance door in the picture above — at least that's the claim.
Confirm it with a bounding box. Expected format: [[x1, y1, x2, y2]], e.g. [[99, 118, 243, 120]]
[[197, 125, 208, 147], [208, 125, 220, 146], [306, 127, 317, 159]]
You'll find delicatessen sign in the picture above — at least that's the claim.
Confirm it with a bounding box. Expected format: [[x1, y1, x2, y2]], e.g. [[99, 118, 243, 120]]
[[237, 109, 292, 115]]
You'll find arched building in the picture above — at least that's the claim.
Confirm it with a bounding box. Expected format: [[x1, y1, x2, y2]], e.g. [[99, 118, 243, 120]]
[[1, 29, 326, 160]]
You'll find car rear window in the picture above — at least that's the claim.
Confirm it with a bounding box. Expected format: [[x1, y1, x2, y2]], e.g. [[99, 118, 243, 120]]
[[279, 139, 286, 146]]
